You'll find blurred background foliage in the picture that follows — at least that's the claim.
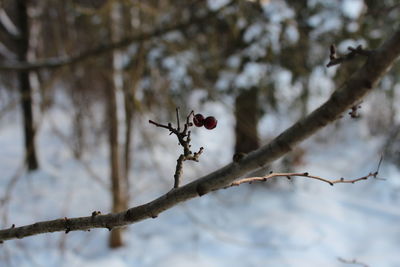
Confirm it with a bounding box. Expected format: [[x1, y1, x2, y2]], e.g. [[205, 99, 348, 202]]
[[0, 0, 400, 248]]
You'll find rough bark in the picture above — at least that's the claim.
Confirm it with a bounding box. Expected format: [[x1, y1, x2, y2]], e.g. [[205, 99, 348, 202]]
[[1, 25, 400, 242]]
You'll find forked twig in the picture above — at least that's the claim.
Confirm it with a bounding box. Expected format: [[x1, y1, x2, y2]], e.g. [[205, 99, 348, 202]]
[[338, 257, 369, 267], [327, 44, 372, 67], [149, 108, 203, 188]]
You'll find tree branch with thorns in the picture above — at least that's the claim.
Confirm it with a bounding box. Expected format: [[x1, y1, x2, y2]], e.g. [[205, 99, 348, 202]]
[[0, 26, 399, 243]]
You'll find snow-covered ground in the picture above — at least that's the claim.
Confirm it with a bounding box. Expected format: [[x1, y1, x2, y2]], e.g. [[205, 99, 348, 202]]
[[1, 100, 400, 267]]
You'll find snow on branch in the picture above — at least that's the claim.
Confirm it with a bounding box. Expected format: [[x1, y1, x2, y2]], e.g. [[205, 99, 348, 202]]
[[0, 25, 399, 243]]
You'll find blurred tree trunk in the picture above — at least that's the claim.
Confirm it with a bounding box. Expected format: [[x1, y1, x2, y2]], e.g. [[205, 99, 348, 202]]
[[105, 72, 126, 248], [120, 1, 145, 196], [122, 44, 144, 188], [15, 0, 39, 171], [107, 2, 129, 248], [122, 80, 133, 190], [234, 87, 259, 154]]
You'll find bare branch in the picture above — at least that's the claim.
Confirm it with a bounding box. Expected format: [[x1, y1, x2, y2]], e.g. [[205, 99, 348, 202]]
[[150, 109, 201, 188], [338, 257, 369, 267], [0, 3, 232, 71], [228, 171, 379, 188], [0, 8, 20, 39], [327, 44, 373, 67], [0, 25, 399, 242], [176, 107, 181, 132]]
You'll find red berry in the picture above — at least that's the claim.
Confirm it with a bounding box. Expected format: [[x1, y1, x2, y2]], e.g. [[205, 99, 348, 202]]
[[193, 114, 205, 127], [204, 116, 217, 130]]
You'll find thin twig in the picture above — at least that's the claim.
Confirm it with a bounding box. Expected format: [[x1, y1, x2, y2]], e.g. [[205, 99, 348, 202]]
[[149, 109, 202, 188], [376, 154, 383, 173], [176, 107, 181, 132], [327, 44, 372, 67], [228, 156, 384, 188], [338, 257, 369, 267], [228, 171, 377, 187], [148, 119, 172, 131]]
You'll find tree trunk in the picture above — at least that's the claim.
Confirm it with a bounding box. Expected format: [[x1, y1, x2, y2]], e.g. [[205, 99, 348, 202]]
[[122, 43, 145, 189], [123, 86, 133, 190], [107, 2, 129, 248], [105, 77, 126, 248], [15, 0, 39, 171], [234, 87, 259, 154]]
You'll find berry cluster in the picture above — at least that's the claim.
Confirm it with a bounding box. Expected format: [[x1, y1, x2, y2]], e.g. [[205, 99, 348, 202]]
[[193, 114, 217, 130]]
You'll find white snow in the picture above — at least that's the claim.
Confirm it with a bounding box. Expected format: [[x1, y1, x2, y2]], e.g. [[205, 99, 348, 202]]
[[1, 95, 399, 267]]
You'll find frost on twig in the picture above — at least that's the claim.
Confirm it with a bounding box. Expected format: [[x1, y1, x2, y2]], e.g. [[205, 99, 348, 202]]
[[149, 108, 204, 188]]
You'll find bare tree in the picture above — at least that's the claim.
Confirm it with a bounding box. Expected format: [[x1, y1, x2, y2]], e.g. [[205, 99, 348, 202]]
[[0, 24, 399, 242], [13, 0, 39, 170]]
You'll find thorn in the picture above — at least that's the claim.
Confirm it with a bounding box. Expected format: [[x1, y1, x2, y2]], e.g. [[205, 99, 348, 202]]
[[329, 44, 336, 59], [196, 184, 207, 196], [233, 152, 246, 162], [11, 224, 15, 229], [64, 217, 70, 233], [92, 211, 101, 217]]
